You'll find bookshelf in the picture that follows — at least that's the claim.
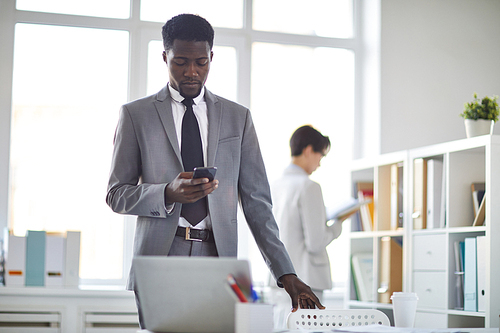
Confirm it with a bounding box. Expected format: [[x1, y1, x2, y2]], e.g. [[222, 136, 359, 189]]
[[346, 135, 500, 329]]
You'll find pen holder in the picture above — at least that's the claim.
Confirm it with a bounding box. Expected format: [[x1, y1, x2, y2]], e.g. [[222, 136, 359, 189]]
[[235, 303, 273, 333]]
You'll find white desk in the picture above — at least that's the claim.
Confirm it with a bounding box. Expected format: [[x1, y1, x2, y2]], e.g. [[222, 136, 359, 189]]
[[138, 328, 498, 333]]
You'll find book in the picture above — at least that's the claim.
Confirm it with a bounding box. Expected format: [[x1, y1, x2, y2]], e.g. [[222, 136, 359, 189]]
[[25, 230, 46, 287], [326, 197, 373, 222], [45, 233, 65, 287], [377, 237, 403, 304], [476, 235, 486, 312], [5, 233, 26, 287], [472, 196, 486, 227], [413, 158, 427, 229], [439, 157, 447, 228], [463, 237, 477, 312], [471, 182, 485, 218], [64, 231, 81, 287], [351, 253, 374, 302], [356, 182, 374, 231], [426, 159, 443, 229], [453, 240, 464, 310], [390, 163, 404, 230]]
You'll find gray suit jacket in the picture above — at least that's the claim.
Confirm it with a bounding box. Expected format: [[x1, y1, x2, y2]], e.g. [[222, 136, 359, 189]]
[[106, 85, 295, 289]]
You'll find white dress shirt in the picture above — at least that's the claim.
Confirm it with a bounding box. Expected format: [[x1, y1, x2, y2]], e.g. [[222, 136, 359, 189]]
[[168, 84, 211, 230]]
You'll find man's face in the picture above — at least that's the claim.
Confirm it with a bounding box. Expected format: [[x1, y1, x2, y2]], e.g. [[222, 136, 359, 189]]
[[163, 39, 213, 99]]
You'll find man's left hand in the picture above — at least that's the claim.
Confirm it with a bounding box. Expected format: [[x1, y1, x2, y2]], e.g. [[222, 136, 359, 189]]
[[279, 274, 325, 312]]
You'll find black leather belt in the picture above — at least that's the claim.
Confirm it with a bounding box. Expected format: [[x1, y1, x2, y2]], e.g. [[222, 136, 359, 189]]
[[176, 226, 214, 242]]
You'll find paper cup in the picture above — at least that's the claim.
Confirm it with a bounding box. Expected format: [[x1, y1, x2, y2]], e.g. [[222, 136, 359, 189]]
[[391, 292, 418, 328]]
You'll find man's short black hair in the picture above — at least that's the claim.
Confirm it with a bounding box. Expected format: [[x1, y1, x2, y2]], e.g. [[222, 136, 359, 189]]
[[162, 13, 215, 51], [290, 125, 331, 157]]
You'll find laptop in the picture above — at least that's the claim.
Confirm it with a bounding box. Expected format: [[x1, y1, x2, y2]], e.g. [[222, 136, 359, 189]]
[[132, 256, 252, 333]]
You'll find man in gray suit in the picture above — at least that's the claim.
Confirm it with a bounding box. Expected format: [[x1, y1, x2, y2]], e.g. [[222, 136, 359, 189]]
[[106, 13, 323, 328]]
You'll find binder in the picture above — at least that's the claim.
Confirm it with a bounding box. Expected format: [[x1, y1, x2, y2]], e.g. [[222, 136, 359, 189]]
[[25, 230, 46, 287], [413, 158, 427, 229], [453, 240, 464, 309], [64, 231, 81, 287], [5, 233, 26, 287], [390, 164, 404, 230], [45, 233, 65, 287], [476, 235, 486, 311], [463, 237, 477, 311], [377, 237, 403, 303], [351, 253, 374, 302], [426, 159, 443, 229]]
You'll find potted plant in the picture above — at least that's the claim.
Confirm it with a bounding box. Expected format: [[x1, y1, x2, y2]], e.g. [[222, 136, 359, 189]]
[[460, 93, 499, 138]]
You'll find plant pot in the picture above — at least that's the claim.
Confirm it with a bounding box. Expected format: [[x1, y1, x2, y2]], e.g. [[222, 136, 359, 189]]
[[464, 119, 494, 138]]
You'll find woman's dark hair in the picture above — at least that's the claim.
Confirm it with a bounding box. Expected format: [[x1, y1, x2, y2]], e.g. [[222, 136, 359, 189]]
[[290, 125, 330, 157]]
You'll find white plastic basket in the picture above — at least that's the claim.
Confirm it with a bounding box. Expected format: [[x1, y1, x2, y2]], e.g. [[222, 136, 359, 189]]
[[287, 309, 390, 330]]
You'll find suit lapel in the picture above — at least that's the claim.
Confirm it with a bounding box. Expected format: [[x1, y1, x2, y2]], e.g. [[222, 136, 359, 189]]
[[154, 86, 183, 166], [205, 89, 222, 167]]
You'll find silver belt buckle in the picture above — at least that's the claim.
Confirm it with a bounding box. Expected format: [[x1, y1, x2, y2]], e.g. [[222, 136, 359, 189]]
[[185, 227, 202, 242]]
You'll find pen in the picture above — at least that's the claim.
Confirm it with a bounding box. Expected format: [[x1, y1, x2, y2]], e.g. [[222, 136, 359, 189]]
[[250, 286, 259, 303], [227, 274, 248, 303]]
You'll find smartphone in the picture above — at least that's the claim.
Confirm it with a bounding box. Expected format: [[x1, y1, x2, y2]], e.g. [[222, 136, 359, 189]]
[[193, 166, 217, 181]]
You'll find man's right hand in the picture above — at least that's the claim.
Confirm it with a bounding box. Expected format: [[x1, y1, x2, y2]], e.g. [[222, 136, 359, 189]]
[[165, 172, 218, 204]]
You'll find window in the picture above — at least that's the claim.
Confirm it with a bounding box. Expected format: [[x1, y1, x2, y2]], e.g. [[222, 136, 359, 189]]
[[253, 0, 353, 38], [16, 0, 130, 18], [10, 23, 129, 282], [2, 0, 357, 288], [141, 0, 243, 29]]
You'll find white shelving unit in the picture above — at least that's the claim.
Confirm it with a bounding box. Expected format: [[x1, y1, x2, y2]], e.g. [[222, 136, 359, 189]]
[[345, 135, 500, 329]]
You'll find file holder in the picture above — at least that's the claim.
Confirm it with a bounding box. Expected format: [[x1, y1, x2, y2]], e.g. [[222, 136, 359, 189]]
[[287, 309, 390, 329]]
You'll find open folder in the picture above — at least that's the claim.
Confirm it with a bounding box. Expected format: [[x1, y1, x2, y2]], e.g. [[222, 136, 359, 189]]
[[327, 197, 373, 222]]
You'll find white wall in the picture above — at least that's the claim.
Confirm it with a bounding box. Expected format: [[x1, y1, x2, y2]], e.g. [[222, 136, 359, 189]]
[[379, 0, 500, 154]]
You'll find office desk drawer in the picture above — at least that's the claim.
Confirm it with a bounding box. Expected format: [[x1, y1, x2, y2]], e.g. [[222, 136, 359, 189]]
[[413, 271, 446, 309], [413, 234, 446, 270]]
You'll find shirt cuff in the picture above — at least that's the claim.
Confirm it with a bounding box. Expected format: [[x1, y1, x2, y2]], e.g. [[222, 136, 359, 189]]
[[329, 219, 343, 239], [165, 202, 175, 215]]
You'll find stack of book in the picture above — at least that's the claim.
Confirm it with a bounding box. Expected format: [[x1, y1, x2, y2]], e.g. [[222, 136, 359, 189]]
[[453, 235, 486, 312], [3, 229, 81, 288]]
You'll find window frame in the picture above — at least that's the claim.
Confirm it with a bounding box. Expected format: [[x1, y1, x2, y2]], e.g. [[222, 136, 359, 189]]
[[0, 0, 363, 287]]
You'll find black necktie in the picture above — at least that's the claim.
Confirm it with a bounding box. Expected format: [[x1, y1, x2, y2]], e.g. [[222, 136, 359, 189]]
[[180, 98, 207, 226]]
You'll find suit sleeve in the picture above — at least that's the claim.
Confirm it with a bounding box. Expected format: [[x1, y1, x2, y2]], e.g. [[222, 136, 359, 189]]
[[106, 105, 169, 218], [299, 181, 342, 254], [237, 110, 296, 283]]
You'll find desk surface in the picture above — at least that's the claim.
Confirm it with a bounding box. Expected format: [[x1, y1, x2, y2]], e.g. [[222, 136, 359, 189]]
[[138, 328, 498, 333]]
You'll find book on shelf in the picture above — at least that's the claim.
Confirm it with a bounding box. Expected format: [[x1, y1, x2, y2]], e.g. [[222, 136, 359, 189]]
[[476, 235, 486, 312], [25, 230, 46, 287], [4, 232, 26, 287], [472, 196, 486, 227], [390, 163, 404, 230], [413, 158, 427, 230], [45, 233, 65, 287], [453, 240, 465, 310], [356, 182, 374, 231], [64, 231, 81, 288], [351, 253, 374, 302], [463, 237, 477, 312], [426, 158, 445, 229], [471, 182, 485, 218], [377, 237, 403, 304]]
